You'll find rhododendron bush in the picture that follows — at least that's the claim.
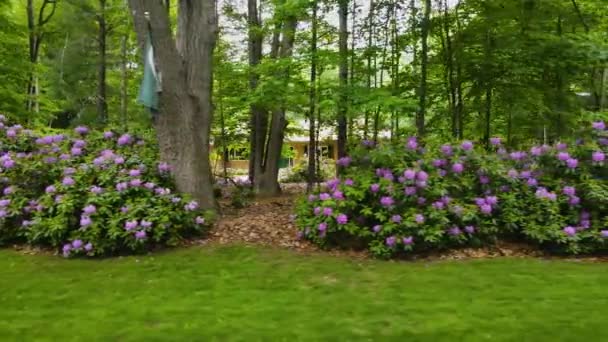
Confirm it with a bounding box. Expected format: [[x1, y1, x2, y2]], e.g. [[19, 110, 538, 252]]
[[295, 122, 608, 257], [0, 116, 210, 257]]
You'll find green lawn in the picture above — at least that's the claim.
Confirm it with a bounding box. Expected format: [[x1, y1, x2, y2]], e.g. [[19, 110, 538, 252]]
[[1, 245, 607, 341]]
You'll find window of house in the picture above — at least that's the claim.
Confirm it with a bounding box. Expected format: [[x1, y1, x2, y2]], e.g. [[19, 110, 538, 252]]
[[304, 145, 332, 158]]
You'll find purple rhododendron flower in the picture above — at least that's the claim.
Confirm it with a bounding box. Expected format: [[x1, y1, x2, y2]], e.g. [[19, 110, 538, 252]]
[[171, 196, 181, 203], [121, 206, 129, 214], [563, 226, 576, 236], [480, 204, 492, 215], [6, 129, 17, 138], [62, 244, 71, 257], [475, 198, 486, 206], [432, 201, 445, 210], [566, 158, 578, 169], [90, 186, 103, 194], [479, 175, 490, 184], [84, 243, 93, 252], [415, 214, 425, 224], [185, 201, 199, 211], [0, 199, 10, 207], [600, 230, 608, 238], [195, 216, 205, 225], [485, 196, 498, 206], [116, 182, 128, 192], [507, 169, 518, 178], [452, 163, 464, 173], [525, 178, 537, 187], [369, 184, 380, 193], [556, 143, 567, 151], [3, 186, 13, 196], [319, 193, 331, 201], [83, 205, 96, 215], [45, 185, 56, 194], [557, 152, 570, 161], [403, 169, 416, 180], [2, 158, 15, 169], [448, 226, 461, 236], [129, 169, 141, 177], [438, 169, 447, 177], [563, 186, 576, 197], [336, 214, 348, 225], [336, 156, 352, 167], [406, 137, 418, 150], [130, 179, 143, 187], [125, 220, 138, 231], [372, 225, 382, 233], [461, 140, 473, 151], [80, 215, 92, 228], [322, 207, 333, 216], [117, 134, 132, 146], [135, 230, 147, 240], [490, 137, 501, 146], [74, 126, 89, 135], [402, 236, 414, 245], [386, 236, 397, 247], [592, 151, 605, 162], [140, 220, 153, 228], [72, 239, 84, 249], [313, 207, 321, 216], [308, 194, 317, 202], [432, 159, 446, 168], [417, 197, 427, 205], [464, 226, 475, 234], [580, 219, 590, 229], [416, 180, 427, 188], [581, 211, 591, 220], [63, 167, 76, 176], [103, 131, 114, 139], [404, 186, 416, 196], [391, 215, 402, 223], [569, 196, 580, 206], [344, 179, 354, 186], [380, 196, 395, 207], [417, 171, 428, 182], [440, 144, 453, 156], [530, 146, 543, 156], [318, 222, 327, 232], [158, 162, 171, 173], [333, 191, 345, 200], [62, 177, 75, 186], [592, 121, 605, 130]]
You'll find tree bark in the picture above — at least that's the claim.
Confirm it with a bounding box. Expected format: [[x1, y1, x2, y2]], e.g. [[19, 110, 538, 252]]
[[120, 34, 128, 129], [247, 0, 265, 185], [128, 0, 218, 211], [417, 0, 431, 137], [256, 17, 298, 196], [337, 0, 349, 165], [364, 0, 374, 140], [97, 0, 108, 124], [307, 0, 319, 192], [25, 0, 57, 113]]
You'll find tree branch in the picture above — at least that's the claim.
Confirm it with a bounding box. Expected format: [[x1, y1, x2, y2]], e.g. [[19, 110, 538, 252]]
[[38, 0, 57, 27], [571, 0, 590, 33]]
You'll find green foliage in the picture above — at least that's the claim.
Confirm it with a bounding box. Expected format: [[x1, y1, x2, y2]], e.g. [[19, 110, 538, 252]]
[[296, 122, 608, 257], [0, 117, 211, 257]]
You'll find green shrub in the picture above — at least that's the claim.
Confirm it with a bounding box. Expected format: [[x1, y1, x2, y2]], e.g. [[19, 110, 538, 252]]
[[0, 118, 211, 257], [295, 126, 608, 257]]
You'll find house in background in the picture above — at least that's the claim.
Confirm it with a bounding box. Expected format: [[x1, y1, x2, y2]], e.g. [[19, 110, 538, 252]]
[[211, 120, 338, 174]]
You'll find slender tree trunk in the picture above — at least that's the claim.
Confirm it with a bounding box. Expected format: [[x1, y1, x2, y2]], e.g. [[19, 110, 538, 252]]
[[257, 17, 298, 196], [417, 0, 431, 137], [218, 77, 228, 181], [247, 0, 265, 185], [483, 28, 493, 148], [97, 0, 108, 124], [454, 0, 464, 139], [337, 0, 349, 165], [128, 0, 219, 211], [364, 0, 374, 140], [120, 35, 128, 129], [307, 1, 319, 192]]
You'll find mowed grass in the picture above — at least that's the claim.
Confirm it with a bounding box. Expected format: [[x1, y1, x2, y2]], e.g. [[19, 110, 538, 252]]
[[1, 245, 607, 342]]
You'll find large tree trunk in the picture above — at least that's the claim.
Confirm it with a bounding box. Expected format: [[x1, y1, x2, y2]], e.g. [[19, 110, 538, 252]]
[[337, 0, 349, 164], [247, 0, 265, 185], [97, 0, 108, 124], [128, 0, 218, 211], [417, 0, 431, 137]]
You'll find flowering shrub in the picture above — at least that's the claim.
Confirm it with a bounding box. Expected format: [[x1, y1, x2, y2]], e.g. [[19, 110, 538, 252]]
[[0, 117, 210, 257], [295, 124, 608, 257]]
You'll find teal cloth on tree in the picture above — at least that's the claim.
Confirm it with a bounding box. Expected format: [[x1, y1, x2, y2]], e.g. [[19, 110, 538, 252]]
[[138, 33, 160, 111]]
